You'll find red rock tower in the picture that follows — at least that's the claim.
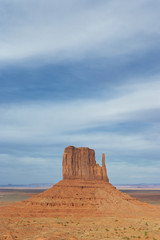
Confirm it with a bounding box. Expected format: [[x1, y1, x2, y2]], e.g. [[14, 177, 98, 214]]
[[63, 146, 109, 181]]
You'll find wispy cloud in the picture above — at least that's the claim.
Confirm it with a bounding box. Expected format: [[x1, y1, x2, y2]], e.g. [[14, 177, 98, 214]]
[[0, 153, 61, 184], [0, 79, 159, 153], [0, 0, 160, 64]]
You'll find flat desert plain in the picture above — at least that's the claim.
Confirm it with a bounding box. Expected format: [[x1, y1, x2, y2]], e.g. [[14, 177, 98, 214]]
[[0, 188, 160, 240]]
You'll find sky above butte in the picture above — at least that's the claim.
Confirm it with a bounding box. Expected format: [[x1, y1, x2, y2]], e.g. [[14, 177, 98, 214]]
[[0, 0, 160, 185]]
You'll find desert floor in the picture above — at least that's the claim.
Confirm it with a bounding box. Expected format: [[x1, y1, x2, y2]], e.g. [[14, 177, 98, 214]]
[[0, 189, 160, 240], [1, 215, 160, 240]]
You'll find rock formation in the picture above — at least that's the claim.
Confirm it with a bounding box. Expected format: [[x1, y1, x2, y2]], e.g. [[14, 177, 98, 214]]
[[0, 146, 159, 219], [63, 146, 109, 181]]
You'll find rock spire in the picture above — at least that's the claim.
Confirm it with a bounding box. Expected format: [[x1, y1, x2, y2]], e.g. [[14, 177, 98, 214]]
[[63, 146, 109, 181]]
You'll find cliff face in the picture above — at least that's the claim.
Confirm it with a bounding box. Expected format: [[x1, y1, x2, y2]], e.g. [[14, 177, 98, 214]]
[[63, 146, 109, 181]]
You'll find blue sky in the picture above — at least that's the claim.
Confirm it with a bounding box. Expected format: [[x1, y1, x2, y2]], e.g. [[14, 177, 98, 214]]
[[0, 0, 160, 184]]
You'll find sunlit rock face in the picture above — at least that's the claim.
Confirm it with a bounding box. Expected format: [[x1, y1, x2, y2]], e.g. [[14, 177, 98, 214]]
[[63, 146, 109, 181]]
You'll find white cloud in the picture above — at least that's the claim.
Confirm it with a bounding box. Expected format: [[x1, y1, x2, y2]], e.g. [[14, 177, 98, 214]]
[[0, 79, 159, 156], [0, 153, 61, 184], [0, 153, 47, 165], [0, 0, 160, 63]]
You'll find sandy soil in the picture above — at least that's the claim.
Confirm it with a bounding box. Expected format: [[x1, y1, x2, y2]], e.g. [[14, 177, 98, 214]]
[[0, 182, 160, 240], [0, 215, 160, 240]]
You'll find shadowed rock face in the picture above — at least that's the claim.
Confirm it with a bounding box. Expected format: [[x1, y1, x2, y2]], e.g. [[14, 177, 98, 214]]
[[63, 146, 109, 181]]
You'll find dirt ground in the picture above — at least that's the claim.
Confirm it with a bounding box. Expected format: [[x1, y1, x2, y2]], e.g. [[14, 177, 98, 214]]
[[0, 188, 160, 240], [0, 215, 160, 240]]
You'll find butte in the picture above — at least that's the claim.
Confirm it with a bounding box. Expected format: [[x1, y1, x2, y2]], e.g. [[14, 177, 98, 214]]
[[0, 146, 160, 218]]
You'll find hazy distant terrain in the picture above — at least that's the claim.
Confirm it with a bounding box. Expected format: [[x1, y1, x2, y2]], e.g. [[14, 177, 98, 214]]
[[116, 184, 160, 190], [1, 183, 160, 189], [0, 183, 54, 188], [0, 189, 44, 206]]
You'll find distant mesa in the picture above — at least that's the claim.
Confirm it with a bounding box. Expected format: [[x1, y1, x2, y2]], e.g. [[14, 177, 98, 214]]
[[63, 146, 109, 181]]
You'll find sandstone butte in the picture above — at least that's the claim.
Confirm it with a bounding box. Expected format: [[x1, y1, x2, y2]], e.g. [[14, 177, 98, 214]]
[[63, 146, 109, 181], [0, 146, 160, 218]]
